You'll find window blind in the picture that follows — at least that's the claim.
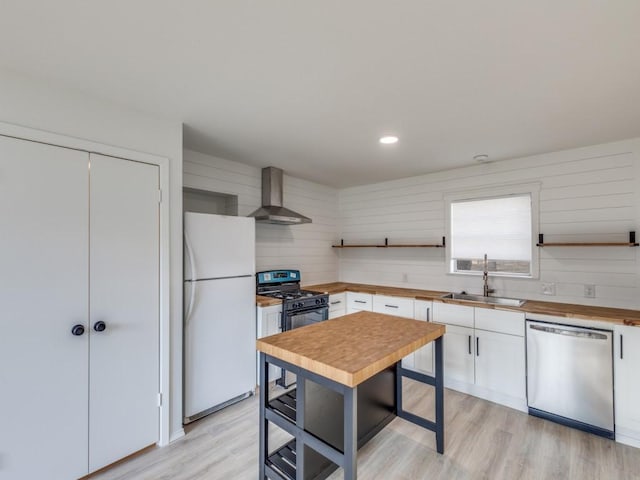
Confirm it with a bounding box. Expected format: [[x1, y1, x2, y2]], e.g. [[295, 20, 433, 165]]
[[450, 194, 532, 261]]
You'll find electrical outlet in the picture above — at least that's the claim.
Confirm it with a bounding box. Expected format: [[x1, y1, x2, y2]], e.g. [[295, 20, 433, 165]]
[[584, 284, 596, 298], [541, 282, 556, 296]]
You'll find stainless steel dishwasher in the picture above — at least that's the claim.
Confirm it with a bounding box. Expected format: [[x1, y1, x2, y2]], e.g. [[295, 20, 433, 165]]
[[526, 319, 614, 439]]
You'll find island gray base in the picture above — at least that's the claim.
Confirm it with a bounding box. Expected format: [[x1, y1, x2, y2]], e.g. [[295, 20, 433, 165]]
[[267, 367, 396, 480], [259, 336, 443, 480]]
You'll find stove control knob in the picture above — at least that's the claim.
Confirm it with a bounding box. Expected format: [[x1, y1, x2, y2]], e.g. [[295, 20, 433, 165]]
[[297, 303, 303, 309], [315, 299, 321, 305], [320, 297, 327, 304]]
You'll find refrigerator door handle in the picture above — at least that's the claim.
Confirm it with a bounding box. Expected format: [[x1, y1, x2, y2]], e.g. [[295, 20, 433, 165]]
[[184, 231, 197, 281], [184, 232, 197, 324]]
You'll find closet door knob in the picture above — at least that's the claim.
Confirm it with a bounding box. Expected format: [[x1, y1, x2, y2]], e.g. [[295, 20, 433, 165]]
[[93, 321, 106, 332], [71, 324, 85, 336]]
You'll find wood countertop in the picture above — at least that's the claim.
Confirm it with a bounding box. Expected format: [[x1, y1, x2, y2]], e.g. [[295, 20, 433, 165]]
[[256, 295, 282, 307], [303, 282, 640, 326], [256, 311, 446, 388], [304, 282, 447, 299]]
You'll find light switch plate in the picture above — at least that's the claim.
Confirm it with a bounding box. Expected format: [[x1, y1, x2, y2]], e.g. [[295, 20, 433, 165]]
[[584, 284, 596, 298], [541, 282, 556, 295]]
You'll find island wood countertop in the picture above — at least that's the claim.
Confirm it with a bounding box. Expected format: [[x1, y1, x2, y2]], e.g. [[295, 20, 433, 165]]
[[256, 311, 446, 388], [303, 282, 640, 326]]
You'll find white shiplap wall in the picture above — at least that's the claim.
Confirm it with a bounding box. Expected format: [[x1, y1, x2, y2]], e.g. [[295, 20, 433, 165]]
[[183, 149, 339, 285], [338, 138, 640, 309]]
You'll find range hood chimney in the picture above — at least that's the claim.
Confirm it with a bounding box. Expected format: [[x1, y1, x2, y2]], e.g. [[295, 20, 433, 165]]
[[248, 167, 312, 225]]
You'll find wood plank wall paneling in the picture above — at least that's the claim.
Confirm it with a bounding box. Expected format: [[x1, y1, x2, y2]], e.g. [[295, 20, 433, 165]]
[[338, 139, 640, 309], [183, 150, 339, 285]]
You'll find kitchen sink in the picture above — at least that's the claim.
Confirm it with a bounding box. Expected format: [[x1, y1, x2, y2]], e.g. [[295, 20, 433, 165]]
[[441, 292, 526, 307]]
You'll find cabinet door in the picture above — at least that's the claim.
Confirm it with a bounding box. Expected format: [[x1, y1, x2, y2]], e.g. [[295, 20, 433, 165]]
[[257, 305, 283, 381], [615, 325, 640, 438], [443, 324, 475, 384], [475, 330, 525, 400], [0, 136, 90, 480], [406, 301, 434, 374], [88, 154, 160, 472]]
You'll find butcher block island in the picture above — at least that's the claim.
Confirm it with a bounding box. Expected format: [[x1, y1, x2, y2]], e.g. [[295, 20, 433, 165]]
[[256, 311, 446, 480]]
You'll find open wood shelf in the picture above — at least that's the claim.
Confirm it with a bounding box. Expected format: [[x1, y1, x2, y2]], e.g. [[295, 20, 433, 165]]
[[536, 232, 639, 247], [332, 237, 446, 249]]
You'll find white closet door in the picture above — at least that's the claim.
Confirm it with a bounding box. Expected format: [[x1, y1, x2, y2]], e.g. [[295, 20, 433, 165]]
[[0, 136, 89, 480], [88, 154, 160, 472]]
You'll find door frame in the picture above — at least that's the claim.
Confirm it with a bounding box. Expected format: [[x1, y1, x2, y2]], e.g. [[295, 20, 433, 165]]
[[0, 121, 172, 446]]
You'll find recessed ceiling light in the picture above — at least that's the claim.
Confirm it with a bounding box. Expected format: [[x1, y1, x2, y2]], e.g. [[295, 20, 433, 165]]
[[473, 154, 489, 162], [379, 135, 399, 145]]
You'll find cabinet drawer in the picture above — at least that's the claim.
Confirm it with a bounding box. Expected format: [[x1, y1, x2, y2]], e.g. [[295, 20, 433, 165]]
[[373, 295, 414, 318], [346, 292, 373, 311], [475, 308, 524, 336], [433, 302, 474, 328], [328, 293, 347, 319], [328, 293, 346, 312]]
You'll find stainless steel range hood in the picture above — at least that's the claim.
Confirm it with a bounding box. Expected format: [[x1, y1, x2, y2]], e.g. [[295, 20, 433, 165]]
[[248, 167, 312, 225]]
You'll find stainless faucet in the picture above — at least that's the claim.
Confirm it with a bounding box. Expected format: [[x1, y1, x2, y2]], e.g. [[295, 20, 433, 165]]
[[482, 253, 495, 297]]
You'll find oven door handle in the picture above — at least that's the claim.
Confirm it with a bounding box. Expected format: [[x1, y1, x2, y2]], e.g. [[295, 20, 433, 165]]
[[287, 305, 329, 316]]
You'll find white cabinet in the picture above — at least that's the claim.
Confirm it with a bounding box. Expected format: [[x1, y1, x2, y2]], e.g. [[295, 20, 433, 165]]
[[432, 302, 474, 327], [328, 292, 347, 319], [433, 302, 475, 384], [372, 294, 414, 318], [442, 324, 475, 383], [346, 292, 373, 314], [475, 308, 524, 336], [614, 324, 640, 447], [475, 329, 525, 400], [257, 304, 283, 381], [432, 302, 526, 411], [0, 136, 160, 479], [403, 300, 434, 374]]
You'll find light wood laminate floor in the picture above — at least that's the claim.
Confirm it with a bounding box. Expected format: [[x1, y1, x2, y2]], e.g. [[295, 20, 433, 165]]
[[92, 380, 640, 480]]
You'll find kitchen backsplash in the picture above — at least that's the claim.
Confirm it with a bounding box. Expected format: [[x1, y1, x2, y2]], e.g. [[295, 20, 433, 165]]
[[185, 136, 640, 310], [183, 149, 339, 285], [338, 137, 640, 309]]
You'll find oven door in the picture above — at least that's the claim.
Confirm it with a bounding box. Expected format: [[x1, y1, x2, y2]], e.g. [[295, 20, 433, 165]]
[[285, 305, 329, 330], [278, 305, 329, 388]]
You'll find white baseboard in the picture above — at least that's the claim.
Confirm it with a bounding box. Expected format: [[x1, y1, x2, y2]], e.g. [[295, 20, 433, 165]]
[[616, 427, 640, 448], [445, 379, 527, 413], [169, 428, 186, 443]]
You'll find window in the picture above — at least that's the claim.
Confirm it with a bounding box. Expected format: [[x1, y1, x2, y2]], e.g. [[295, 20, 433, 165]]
[[447, 191, 537, 277]]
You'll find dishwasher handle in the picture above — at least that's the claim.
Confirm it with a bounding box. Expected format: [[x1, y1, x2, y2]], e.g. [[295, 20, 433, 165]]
[[529, 323, 608, 340]]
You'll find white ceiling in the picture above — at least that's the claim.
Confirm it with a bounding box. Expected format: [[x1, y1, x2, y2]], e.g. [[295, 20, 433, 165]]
[[1, 1, 639, 188]]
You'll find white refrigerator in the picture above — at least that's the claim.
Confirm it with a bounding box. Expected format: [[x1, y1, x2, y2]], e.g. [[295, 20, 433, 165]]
[[183, 212, 256, 424]]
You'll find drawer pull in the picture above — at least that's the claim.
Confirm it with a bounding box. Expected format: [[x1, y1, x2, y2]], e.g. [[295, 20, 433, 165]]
[[385, 304, 399, 309], [354, 300, 367, 304], [330, 300, 342, 305]]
